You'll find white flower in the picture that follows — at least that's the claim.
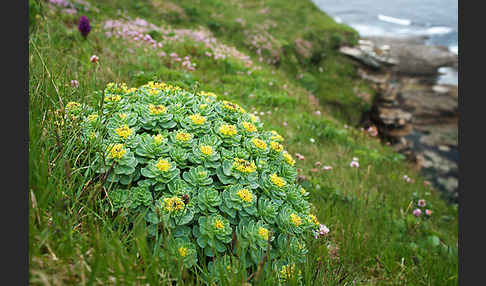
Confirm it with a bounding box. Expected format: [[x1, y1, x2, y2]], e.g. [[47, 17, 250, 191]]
[[310, 138, 315, 143], [322, 166, 332, 171]]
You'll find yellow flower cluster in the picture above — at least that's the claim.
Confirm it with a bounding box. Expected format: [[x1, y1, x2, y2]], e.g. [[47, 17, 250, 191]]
[[270, 141, 283, 152], [251, 138, 267, 150], [163, 197, 185, 212], [282, 151, 295, 166], [149, 104, 167, 115], [155, 158, 171, 172], [258, 227, 269, 241], [222, 100, 245, 113], [108, 144, 126, 159], [153, 134, 164, 144], [115, 125, 132, 139], [87, 113, 98, 122], [236, 188, 252, 202], [270, 130, 284, 141], [270, 173, 286, 187], [219, 124, 237, 136], [290, 213, 302, 226], [199, 91, 217, 99], [176, 131, 192, 142], [178, 247, 188, 257], [189, 113, 206, 125], [300, 187, 307, 195], [249, 114, 258, 123], [308, 214, 319, 226], [233, 158, 257, 173], [280, 264, 300, 280], [66, 101, 81, 112], [200, 145, 213, 156], [106, 82, 129, 94], [214, 219, 224, 230], [104, 94, 122, 102], [242, 121, 257, 132]]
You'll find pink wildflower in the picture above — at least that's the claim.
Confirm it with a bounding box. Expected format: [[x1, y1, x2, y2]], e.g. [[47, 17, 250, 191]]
[[322, 166, 332, 171], [425, 209, 432, 216], [350, 161, 359, 168], [319, 224, 330, 236], [315, 161, 321, 167], [418, 199, 426, 207], [315, 110, 321, 116], [413, 208, 422, 217], [283, 121, 288, 126], [295, 153, 305, 160], [70, 80, 79, 88], [90, 55, 99, 63]]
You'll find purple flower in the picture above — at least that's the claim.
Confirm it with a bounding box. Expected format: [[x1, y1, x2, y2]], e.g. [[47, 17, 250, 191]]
[[78, 16, 91, 38]]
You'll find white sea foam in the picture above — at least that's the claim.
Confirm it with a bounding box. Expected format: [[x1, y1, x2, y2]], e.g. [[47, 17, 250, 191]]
[[424, 26, 453, 35], [378, 14, 411, 26], [449, 45, 458, 55]]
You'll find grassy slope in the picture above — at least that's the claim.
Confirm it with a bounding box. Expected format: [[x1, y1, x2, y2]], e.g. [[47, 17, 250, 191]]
[[29, 0, 457, 285]]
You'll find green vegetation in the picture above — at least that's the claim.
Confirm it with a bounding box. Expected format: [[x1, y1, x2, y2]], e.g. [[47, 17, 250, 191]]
[[29, 0, 457, 285]]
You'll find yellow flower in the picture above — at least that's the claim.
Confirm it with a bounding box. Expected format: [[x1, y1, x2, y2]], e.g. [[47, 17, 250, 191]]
[[222, 100, 244, 113], [149, 104, 167, 115], [214, 219, 224, 230], [200, 145, 213, 156], [199, 91, 217, 99], [270, 141, 283, 152], [87, 114, 98, 122], [66, 101, 81, 111], [175, 131, 192, 142], [290, 213, 302, 226], [242, 121, 257, 132], [163, 197, 185, 212], [300, 187, 307, 195], [249, 114, 258, 123], [251, 138, 267, 150], [270, 173, 286, 188], [282, 151, 295, 166], [200, 104, 208, 109], [178, 247, 188, 257], [236, 188, 252, 203], [109, 144, 126, 159], [89, 132, 97, 140], [219, 124, 237, 136], [155, 158, 171, 172], [270, 130, 284, 141], [280, 264, 300, 280], [308, 214, 319, 225], [115, 125, 132, 139], [153, 134, 164, 144], [189, 113, 206, 125], [233, 158, 256, 173], [104, 94, 121, 102], [258, 227, 269, 241], [118, 113, 128, 119]]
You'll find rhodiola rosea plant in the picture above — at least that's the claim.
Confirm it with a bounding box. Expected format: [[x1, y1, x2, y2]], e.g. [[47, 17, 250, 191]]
[[66, 81, 324, 282]]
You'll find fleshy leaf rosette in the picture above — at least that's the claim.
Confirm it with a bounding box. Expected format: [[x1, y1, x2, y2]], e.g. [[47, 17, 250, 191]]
[[78, 81, 324, 271]]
